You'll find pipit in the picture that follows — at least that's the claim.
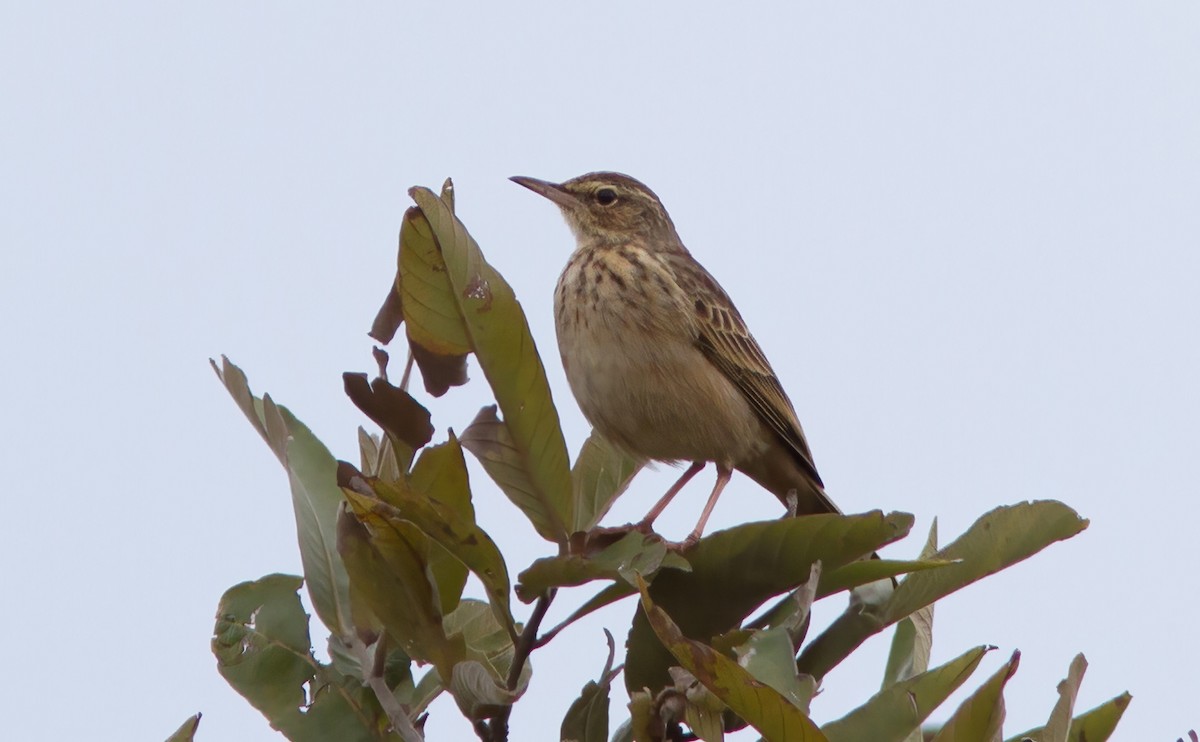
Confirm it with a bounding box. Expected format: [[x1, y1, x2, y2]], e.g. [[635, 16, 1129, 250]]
[[512, 172, 842, 546]]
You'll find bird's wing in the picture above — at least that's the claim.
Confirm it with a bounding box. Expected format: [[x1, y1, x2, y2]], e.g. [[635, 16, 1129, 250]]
[[687, 273, 826, 489]]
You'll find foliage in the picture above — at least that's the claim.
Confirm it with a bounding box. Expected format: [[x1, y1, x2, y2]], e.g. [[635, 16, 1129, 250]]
[[187, 179, 1130, 741]]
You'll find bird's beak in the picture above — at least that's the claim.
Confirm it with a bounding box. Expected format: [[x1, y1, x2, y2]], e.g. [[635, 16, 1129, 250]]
[[509, 176, 580, 209]]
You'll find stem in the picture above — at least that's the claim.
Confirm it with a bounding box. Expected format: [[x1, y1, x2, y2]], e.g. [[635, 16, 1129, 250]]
[[507, 590, 555, 690], [399, 348, 415, 392], [480, 589, 556, 742], [356, 636, 425, 742]]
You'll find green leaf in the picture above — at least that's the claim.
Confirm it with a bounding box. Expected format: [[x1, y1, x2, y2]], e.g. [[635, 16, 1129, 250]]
[[1038, 654, 1088, 742], [397, 205, 469, 396], [449, 660, 519, 721], [636, 579, 828, 742], [679, 672, 726, 742], [164, 713, 201, 742], [336, 505, 465, 681], [1061, 692, 1132, 742], [517, 531, 689, 603], [624, 690, 656, 742], [412, 186, 574, 545], [343, 373, 434, 451], [399, 205, 471, 356], [627, 511, 913, 695], [343, 472, 516, 642], [410, 669, 445, 717], [211, 357, 352, 639], [460, 405, 565, 545], [409, 437, 475, 615], [211, 574, 390, 741], [444, 599, 528, 696], [799, 502, 1086, 682], [733, 627, 817, 714], [561, 630, 618, 742], [930, 650, 1020, 742], [1006, 670, 1130, 742], [880, 518, 939, 742], [822, 645, 989, 742], [571, 429, 643, 533], [538, 582, 638, 647], [819, 558, 951, 600], [358, 428, 406, 482]]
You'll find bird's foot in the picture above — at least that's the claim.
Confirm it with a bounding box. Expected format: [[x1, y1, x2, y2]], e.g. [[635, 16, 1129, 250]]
[[580, 523, 664, 555]]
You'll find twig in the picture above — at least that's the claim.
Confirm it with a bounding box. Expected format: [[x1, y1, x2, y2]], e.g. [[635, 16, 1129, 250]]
[[355, 635, 425, 742], [479, 589, 557, 742], [399, 348, 415, 392]]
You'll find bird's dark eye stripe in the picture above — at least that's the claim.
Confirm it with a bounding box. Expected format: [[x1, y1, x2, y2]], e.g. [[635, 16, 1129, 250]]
[[595, 188, 618, 205]]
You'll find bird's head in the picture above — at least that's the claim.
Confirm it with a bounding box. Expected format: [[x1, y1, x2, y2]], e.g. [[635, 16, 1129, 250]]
[[511, 171, 681, 248]]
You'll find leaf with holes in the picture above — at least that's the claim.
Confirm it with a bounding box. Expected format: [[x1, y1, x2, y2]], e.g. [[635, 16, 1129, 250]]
[[211, 357, 352, 639]]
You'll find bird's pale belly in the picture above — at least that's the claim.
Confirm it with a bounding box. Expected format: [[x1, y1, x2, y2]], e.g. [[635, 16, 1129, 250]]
[[556, 308, 768, 466]]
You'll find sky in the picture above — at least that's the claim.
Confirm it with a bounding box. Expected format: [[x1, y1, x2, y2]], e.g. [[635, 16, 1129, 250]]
[[2, 2, 1198, 740]]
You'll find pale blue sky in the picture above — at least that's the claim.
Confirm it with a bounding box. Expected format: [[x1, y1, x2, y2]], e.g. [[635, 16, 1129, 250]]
[[2, 3, 1197, 740]]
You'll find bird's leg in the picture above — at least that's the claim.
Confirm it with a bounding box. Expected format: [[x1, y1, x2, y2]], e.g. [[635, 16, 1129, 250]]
[[636, 461, 705, 532], [682, 464, 733, 547]]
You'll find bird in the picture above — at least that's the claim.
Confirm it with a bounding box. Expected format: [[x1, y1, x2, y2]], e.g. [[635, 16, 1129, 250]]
[[511, 172, 842, 546]]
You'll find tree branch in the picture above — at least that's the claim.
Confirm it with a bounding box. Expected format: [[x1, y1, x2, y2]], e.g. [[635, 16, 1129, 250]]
[[355, 635, 425, 742], [479, 589, 556, 742]]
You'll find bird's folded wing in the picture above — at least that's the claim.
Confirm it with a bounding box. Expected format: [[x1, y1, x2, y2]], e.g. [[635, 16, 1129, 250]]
[[694, 300, 825, 489]]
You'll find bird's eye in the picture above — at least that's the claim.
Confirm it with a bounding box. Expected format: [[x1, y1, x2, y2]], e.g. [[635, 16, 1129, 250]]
[[595, 188, 618, 206]]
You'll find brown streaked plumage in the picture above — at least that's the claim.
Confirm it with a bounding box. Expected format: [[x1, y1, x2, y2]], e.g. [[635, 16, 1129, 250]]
[[512, 171, 840, 544]]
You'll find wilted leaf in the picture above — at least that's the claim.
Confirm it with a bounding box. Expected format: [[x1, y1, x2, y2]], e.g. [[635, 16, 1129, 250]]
[[627, 512, 913, 695], [561, 630, 617, 742], [571, 430, 643, 534], [164, 713, 201, 742], [821, 645, 990, 742], [930, 650, 1020, 742], [637, 579, 828, 742], [799, 502, 1085, 682], [412, 187, 574, 545], [343, 372, 434, 451], [211, 574, 389, 741], [517, 531, 689, 602], [369, 272, 404, 345], [211, 357, 352, 639]]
